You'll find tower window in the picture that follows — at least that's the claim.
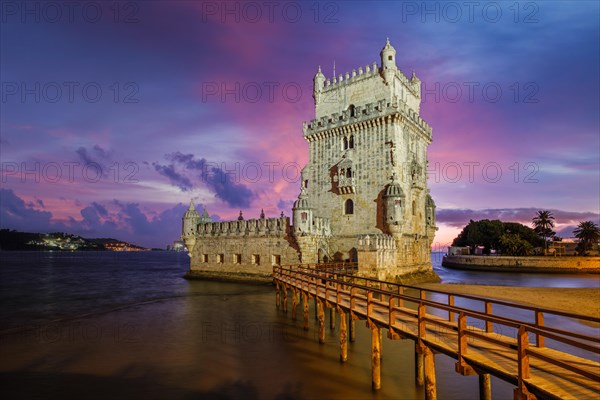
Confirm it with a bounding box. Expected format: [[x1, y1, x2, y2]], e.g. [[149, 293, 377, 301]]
[[349, 135, 354, 149], [344, 199, 354, 215], [388, 55, 392, 61], [412, 200, 416, 216], [346, 168, 352, 178], [349, 104, 356, 117], [252, 254, 260, 265], [343, 137, 348, 150]]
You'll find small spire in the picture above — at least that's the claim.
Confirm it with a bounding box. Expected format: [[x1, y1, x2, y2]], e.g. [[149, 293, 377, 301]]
[[237, 210, 244, 221], [260, 209, 265, 219], [333, 60, 336, 78], [280, 211, 284, 218], [386, 37, 390, 45], [188, 199, 195, 210]]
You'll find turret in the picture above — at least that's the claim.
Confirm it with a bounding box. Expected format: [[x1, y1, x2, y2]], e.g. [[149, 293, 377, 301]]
[[292, 187, 313, 234], [380, 38, 397, 85], [181, 200, 200, 255], [313, 66, 325, 105], [425, 192, 436, 228], [383, 174, 405, 234]]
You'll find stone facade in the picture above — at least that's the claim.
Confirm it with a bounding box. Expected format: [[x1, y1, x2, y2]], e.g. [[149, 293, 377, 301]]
[[182, 40, 438, 282]]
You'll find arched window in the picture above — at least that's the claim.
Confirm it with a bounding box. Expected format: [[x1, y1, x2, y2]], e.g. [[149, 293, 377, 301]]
[[349, 104, 356, 118], [412, 200, 416, 216], [349, 135, 354, 149], [344, 199, 354, 215], [346, 167, 352, 178], [343, 136, 348, 150]]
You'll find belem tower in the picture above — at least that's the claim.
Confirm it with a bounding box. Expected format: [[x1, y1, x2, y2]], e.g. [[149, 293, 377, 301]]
[[182, 39, 438, 282]]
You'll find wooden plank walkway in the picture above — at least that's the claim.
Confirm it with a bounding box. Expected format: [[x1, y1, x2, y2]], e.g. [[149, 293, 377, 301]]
[[273, 264, 600, 400]]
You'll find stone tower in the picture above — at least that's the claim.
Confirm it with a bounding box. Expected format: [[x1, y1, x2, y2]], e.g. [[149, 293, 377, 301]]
[[300, 39, 437, 279], [182, 39, 437, 283], [181, 200, 200, 256]]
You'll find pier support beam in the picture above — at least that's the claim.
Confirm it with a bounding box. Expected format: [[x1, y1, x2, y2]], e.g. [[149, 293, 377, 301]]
[[317, 299, 325, 344], [349, 318, 356, 342], [415, 344, 424, 386], [275, 284, 280, 309], [339, 309, 347, 362], [479, 373, 491, 400], [330, 307, 336, 330], [423, 346, 437, 400], [291, 290, 297, 321], [371, 324, 381, 390], [282, 286, 288, 313], [303, 293, 309, 331]]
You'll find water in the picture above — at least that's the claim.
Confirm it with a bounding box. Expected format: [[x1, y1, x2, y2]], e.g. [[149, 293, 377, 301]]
[[1, 251, 598, 399]]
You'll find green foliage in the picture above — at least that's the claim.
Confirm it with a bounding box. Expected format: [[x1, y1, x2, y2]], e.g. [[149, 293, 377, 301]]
[[531, 210, 556, 246], [574, 221, 600, 255], [452, 219, 543, 254], [499, 233, 534, 256]]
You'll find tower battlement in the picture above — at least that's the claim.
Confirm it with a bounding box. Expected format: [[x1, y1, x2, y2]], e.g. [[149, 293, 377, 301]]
[[302, 99, 432, 140], [316, 62, 419, 98], [197, 216, 290, 238]]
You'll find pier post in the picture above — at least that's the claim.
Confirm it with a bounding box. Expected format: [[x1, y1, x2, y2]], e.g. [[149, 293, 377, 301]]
[[423, 346, 437, 400], [479, 373, 491, 400], [349, 318, 356, 342], [275, 283, 280, 309], [330, 307, 336, 330], [415, 344, 424, 386], [315, 297, 318, 321], [317, 299, 325, 343], [282, 286, 288, 313], [303, 292, 309, 330], [291, 289, 297, 321], [339, 308, 348, 362], [371, 324, 382, 390]]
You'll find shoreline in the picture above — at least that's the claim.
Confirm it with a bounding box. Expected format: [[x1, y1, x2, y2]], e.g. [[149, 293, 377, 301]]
[[418, 282, 600, 320], [442, 255, 600, 274]]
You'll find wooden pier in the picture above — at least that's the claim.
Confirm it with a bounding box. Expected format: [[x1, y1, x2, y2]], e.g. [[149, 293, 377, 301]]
[[273, 263, 600, 399]]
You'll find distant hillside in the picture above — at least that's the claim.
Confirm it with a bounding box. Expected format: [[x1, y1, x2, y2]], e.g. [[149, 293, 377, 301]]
[[0, 229, 147, 251]]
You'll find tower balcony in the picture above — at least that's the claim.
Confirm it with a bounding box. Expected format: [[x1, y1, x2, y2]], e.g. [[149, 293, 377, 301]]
[[337, 176, 355, 194]]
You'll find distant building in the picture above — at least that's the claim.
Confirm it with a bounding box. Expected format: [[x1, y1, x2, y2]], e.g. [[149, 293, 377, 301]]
[[182, 40, 437, 282]]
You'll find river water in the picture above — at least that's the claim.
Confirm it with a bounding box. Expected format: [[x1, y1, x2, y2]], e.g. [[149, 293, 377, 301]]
[[0, 251, 598, 399]]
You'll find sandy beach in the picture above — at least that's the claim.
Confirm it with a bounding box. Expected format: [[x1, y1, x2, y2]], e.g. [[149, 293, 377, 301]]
[[418, 283, 600, 319]]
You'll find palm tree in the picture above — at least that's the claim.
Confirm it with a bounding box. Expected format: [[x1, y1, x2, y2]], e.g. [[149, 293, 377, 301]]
[[573, 221, 600, 255], [532, 210, 555, 253]]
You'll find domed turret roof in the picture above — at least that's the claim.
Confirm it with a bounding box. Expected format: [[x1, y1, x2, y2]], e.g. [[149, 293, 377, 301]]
[[184, 200, 200, 218], [293, 187, 310, 209], [384, 174, 404, 197], [380, 38, 396, 55]]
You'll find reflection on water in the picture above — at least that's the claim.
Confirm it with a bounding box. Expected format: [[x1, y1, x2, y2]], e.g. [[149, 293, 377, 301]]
[[0, 252, 598, 399]]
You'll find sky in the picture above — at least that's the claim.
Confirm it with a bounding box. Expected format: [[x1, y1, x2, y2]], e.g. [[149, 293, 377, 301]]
[[1, 1, 599, 249]]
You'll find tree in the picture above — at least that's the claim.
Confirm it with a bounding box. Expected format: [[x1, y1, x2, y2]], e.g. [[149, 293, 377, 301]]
[[499, 233, 534, 256], [452, 219, 541, 255], [573, 221, 600, 255], [531, 210, 555, 251]]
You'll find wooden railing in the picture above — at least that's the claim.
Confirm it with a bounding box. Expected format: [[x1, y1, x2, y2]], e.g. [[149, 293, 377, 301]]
[[273, 264, 600, 400]]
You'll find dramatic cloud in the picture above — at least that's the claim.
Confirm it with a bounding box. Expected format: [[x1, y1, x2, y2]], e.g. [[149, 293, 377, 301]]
[[1, 2, 597, 246], [155, 152, 255, 208], [0, 189, 194, 248], [0, 189, 56, 232]]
